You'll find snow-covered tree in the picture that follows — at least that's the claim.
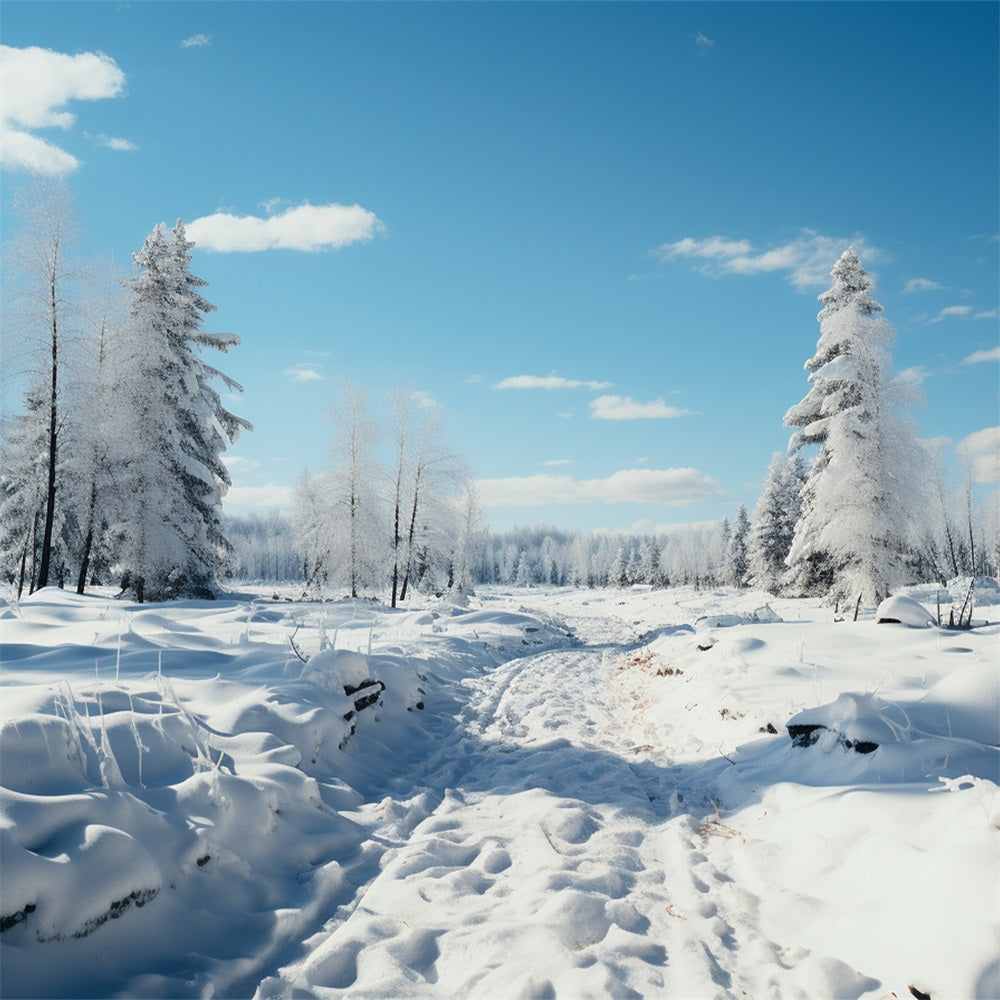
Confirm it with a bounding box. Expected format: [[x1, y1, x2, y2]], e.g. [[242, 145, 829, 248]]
[[115, 221, 250, 601], [784, 248, 924, 605], [724, 505, 751, 588], [748, 452, 805, 593], [1, 178, 83, 590]]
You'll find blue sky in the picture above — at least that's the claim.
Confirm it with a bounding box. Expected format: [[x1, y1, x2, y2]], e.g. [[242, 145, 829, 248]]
[[2, 1, 997, 532]]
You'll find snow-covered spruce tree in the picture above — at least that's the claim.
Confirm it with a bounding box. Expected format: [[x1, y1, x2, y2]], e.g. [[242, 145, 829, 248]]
[[748, 451, 805, 593], [115, 221, 250, 602], [723, 504, 751, 588], [784, 248, 923, 605]]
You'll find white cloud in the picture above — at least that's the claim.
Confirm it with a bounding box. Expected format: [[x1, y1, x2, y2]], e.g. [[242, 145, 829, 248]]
[[411, 390, 439, 409], [654, 230, 882, 290], [927, 305, 974, 324], [957, 426, 1000, 484], [494, 374, 614, 391], [464, 374, 484, 384], [283, 364, 324, 382], [590, 395, 694, 421], [223, 483, 294, 510], [476, 468, 723, 508], [894, 366, 929, 386], [541, 459, 573, 467], [222, 455, 260, 474], [98, 134, 138, 152], [693, 32, 715, 53], [962, 346, 1000, 365], [974, 309, 998, 320], [181, 34, 212, 48], [187, 202, 384, 252], [903, 278, 944, 294], [0, 44, 126, 174]]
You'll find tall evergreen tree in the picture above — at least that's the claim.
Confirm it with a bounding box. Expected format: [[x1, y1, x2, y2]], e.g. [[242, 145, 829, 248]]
[[115, 221, 250, 601], [784, 248, 922, 605], [724, 504, 751, 588], [748, 452, 805, 593]]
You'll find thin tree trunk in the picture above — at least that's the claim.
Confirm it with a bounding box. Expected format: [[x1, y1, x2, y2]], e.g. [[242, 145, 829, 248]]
[[37, 262, 59, 589], [399, 466, 422, 604], [16, 534, 29, 600]]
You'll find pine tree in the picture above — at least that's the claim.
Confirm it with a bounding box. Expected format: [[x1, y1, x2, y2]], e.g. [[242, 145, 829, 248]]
[[724, 504, 751, 588], [115, 221, 250, 601], [748, 452, 805, 593], [784, 248, 922, 605]]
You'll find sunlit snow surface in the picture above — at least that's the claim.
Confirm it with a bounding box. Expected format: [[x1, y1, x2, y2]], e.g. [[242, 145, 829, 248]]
[[1, 583, 997, 999]]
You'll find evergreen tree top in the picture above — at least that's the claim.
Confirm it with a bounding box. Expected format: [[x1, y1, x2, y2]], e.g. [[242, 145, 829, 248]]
[[818, 247, 883, 320]]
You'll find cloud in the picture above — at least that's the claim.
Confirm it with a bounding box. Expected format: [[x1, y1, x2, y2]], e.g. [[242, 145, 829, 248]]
[[223, 483, 295, 510], [957, 426, 1000, 483], [181, 34, 212, 48], [494, 374, 614, 391], [0, 44, 126, 174], [187, 202, 384, 252], [476, 468, 723, 508], [222, 455, 260, 474], [464, 374, 484, 384], [590, 395, 694, 420], [98, 134, 137, 152], [962, 346, 1000, 365], [894, 366, 929, 386], [411, 390, 439, 409], [975, 309, 998, 320], [927, 305, 974, 324], [653, 230, 882, 290], [693, 32, 715, 53], [541, 459, 573, 467], [283, 364, 325, 382], [903, 278, 944, 294]]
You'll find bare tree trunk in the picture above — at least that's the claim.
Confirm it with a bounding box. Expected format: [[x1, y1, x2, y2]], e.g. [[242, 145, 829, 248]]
[[76, 480, 97, 594], [37, 259, 60, 589]]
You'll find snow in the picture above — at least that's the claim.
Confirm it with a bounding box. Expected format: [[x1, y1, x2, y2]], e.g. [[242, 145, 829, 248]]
[[2, 583, 998, 999]]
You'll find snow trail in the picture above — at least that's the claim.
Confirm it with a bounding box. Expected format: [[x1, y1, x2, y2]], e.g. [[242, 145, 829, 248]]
[[259, 601, 875, 999]]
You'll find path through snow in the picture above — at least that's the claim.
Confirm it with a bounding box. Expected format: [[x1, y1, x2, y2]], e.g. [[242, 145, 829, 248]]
[[260, 598, 876, 999]]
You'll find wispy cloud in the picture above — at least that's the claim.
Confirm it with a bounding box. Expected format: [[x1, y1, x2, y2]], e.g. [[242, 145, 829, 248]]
[[222, 455, 260, 474], [0, 44, 126, 175], [181, 34, 212, 48], [927, 305, 974, 324], [283, 364, 325, 382], [494, 374, 614, 391], [476, 468, 723, 508], [958, 426, 1000, 483], [962, 346, 1000, 365], [590, 395, 694, 421], [903, 277, 943, 294], [187, 202, 384, 252], [653, 230, 881, 290], [974, 308, 998, 320], [97, 134, 137, 152], [693, 32, 715, 54], [541, 458, 573, 467], [223, 483, 294, 509]]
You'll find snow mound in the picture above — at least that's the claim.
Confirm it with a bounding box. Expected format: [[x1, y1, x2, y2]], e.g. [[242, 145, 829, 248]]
[[696, 605, 782, 629], [875, 595, 933, 627]]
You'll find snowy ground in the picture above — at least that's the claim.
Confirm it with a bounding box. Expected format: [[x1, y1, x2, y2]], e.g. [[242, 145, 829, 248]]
[[1, 582, 998, 999]]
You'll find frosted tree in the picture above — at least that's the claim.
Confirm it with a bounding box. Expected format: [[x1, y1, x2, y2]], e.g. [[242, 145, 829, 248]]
[[115, 221, 250, 601], [1, 178, 82, 590], [323, 384, 386, 598], [724, 505, 751, 587], [784, 248, 923, 605], [748, 452, 805, 593]]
